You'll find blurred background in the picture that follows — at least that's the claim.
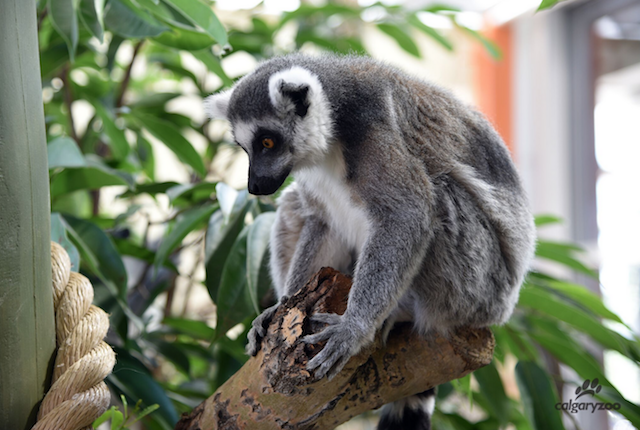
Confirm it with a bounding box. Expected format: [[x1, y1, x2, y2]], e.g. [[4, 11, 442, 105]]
[[38, 0, 640, 428]]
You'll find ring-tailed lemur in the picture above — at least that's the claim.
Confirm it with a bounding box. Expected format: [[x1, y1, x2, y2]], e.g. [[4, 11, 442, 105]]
[[205, 54, 535, 430]]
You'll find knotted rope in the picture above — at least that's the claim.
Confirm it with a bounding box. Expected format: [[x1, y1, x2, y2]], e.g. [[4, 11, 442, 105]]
[[32, 242, 116, 430]]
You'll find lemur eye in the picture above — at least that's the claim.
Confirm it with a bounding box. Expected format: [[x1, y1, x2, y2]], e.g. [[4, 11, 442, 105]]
[[262, 137, 275, 149]]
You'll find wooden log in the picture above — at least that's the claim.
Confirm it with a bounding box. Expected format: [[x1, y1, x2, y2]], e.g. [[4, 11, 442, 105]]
[[176, 268, 494, 430]]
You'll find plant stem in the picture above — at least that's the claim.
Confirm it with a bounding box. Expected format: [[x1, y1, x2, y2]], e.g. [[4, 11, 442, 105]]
[[61, 67, 80, 145], [164, 280, 176, 318], [116, 41, 144, 108], [37, 8, 48, 32]]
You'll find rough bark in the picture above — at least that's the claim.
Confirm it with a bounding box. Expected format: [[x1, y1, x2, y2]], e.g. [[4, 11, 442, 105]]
[[176, 268, 495, 430]]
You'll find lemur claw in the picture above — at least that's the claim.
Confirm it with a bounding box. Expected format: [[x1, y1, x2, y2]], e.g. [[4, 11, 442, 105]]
[[304, 313, 368, 380], [246, 298, 287, 356]]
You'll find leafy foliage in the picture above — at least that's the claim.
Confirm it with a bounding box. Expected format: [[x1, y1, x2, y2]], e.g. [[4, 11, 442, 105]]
[[93, 395, 160, 429], [538, 0, 568, 11], [35, 0, 639, 429]]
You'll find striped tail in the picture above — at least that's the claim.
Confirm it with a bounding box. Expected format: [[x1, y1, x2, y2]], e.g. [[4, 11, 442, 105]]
[[377, 388, 436, 430]]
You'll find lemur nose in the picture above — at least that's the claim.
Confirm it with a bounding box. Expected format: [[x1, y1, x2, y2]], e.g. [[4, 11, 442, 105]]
[[248, 180, 261, 195]]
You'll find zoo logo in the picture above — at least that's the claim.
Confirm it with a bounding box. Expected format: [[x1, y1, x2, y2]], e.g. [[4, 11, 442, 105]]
[[555, 379, 621, 414]]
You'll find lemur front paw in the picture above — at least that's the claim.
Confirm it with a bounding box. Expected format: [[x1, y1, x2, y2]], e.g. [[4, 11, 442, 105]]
[[304, 313, 372, 380], [246, 298, 287, 356]]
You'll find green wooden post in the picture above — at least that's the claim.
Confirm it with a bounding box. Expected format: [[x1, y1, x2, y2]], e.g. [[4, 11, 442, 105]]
[[0, 0, 56, 428]]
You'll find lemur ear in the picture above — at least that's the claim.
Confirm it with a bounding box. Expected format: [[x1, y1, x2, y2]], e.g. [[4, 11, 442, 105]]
[[269, 66, 320, 118], [278, 81, 310, 117], [204, 89, 233, 119]]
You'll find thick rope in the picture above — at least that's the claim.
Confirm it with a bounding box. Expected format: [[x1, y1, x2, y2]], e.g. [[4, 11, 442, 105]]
[[32, 242, 116, 430]]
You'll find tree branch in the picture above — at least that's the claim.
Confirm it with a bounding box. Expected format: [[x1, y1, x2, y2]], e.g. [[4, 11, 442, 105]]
[[176, 268, 495, 430], [116, 41, 144, 108]]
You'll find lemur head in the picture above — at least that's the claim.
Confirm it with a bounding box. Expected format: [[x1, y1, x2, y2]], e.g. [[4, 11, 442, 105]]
[[204, 65, 333, 195]]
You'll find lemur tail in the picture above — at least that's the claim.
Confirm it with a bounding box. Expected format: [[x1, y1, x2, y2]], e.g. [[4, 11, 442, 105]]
[[377, 388, 436, 430]]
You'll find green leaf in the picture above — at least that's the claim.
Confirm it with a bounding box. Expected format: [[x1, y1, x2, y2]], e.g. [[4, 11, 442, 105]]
[[92, 103, 130, 160], [376, 23, 421, 58], [108, 348, 179, 426], [538, 0, 561, 11], [148, 55, 199, 84], [212, 345, 245, 391], [408, 14, 453, 51], [61, 216, 142, 339], [246, 212, 276, 314], [48, 0, 79, 61], [79, 0, 105, 41], [132, 112, 206, 176], [110, 409, 124, 430], [533, 277, 625, 324], [457, 25, 501, 60], [205, 196, 251, 302], [63, 215, 128, 296], [51, 212, 81, 271], [153, 24, 216, 50], [130, 91, 181, 109], [120, 181, 179, 197], [120, 395, 127, 420], [93, 406, 115, 428], [114, 238, 178, 272], [48, 136, 86, 169], [535, 241, 598, 278], [153, 339, 191, 375], [163, 317, 215, 340], [136, 135, 155, 180], [153, 204, 217, 270], [523, 288, 640, 363], [497, 325, 541, 362], [129, 404, 160, 425], [534, 214, 562, 227], [537, 240, 584, 253], [473, 362, 510, 426], [595, 387, 640, 427], [451, 373, 473, 406], [216, 333, 250, 364], [422, 5, 461, 13], [216, 183, 247, 220], [192, 50, 233, 86], [167, 182, 217, 205], [106, 34, 124, 71], [163, 0, 227, 45], [105, 0, 169, 38], [216, 227, 255, 337], [528, 315, 604, 374], [515, 361, 565, 430], [50, 155, 134, 197], [134, 0, 171, 16], [41, 44, 87, 78], [432, 411, 473, 430]]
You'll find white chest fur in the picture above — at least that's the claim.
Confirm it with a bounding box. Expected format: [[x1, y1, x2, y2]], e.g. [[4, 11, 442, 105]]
[[296, 163, 370, 253]]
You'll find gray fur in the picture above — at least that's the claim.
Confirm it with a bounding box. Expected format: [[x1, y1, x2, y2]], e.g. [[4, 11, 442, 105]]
[[205, 53, 535, 404]]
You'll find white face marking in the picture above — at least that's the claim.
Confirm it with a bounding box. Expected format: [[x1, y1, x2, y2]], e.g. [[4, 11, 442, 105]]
[[268, 66, 334, 164], [233, 120, 258, 153]]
